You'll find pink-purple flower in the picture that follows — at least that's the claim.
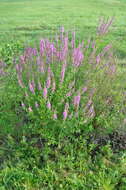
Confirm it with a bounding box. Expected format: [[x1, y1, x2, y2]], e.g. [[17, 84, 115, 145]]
[[63, 102, 69, 120], [29, 80, 35, 94], [43, 87, 48, 99], [60, 61, 67, 84], [73, 92, 81, 110], [47, 100, 51, 110]]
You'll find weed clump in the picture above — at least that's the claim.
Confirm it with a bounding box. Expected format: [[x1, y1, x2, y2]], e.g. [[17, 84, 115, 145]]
[[14, 19, 122, 134]]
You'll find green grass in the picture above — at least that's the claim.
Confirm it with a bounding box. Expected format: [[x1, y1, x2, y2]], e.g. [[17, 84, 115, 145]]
[[0, 0, 125, 41], [0, 0, 126, 60], [0, 0, 126, 189], [1, 132, 126, 190]]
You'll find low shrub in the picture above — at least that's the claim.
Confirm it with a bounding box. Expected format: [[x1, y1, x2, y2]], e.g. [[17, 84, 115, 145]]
[[14, 19, 123, 135]]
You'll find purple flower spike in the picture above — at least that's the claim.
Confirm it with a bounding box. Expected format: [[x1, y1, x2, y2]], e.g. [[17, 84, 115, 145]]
[[45, 40, 56, 58], [73, 92, 81, 110], [46, 66, 52, 88], [109, 64, 116, 75], [20, 55, 25, 64], [92, 41, 95, 49], [97, 17, 114, 36], [96, 55, 100, 64], [29, 81, 35, 94], [40, 39, 45, 56], [37, 56, 44, 73], [63, 109, 68, 120], [63, 102, 69, 120], [47, 100, 51, 110], [73, 47, 84, 67], [46, 76, 51, 89], [32, 48, 37, 56], [35, 102, 39, 108], [43, 87, 48, 99], [50, 43, 56, 54]]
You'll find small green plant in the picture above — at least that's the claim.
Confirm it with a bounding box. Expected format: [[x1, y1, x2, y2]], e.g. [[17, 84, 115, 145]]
[[0, 40, 24, 65]]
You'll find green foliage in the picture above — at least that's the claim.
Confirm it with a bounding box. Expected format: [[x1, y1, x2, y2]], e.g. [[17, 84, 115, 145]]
[[0, 41, 24, 65], [0, 66, 25, 135], [0, 133, 126, 190]]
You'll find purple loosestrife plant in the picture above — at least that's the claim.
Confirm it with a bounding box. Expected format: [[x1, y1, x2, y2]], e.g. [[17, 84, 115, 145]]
[[73, 92, 81, 111], [15, 20, 119, 128], [46, 75, 51, 89], [63, 102, 69, 120], [20, 55, 25, 65], [97, 17, 114, 36], [46, 66, 51, 88], [37, 56, 44, 73], [40, 39, 45, 56], [73, 47, 84, 67]]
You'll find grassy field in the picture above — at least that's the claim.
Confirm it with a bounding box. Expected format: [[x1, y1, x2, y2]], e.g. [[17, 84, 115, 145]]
[[0, 0, 126, 59], [0, 0, 126, 189], [0, 1, 125, 40]]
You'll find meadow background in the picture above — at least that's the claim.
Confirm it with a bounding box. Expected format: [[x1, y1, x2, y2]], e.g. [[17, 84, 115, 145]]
[[0, 0, 126, 189], [0, 0, 126, 65]]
